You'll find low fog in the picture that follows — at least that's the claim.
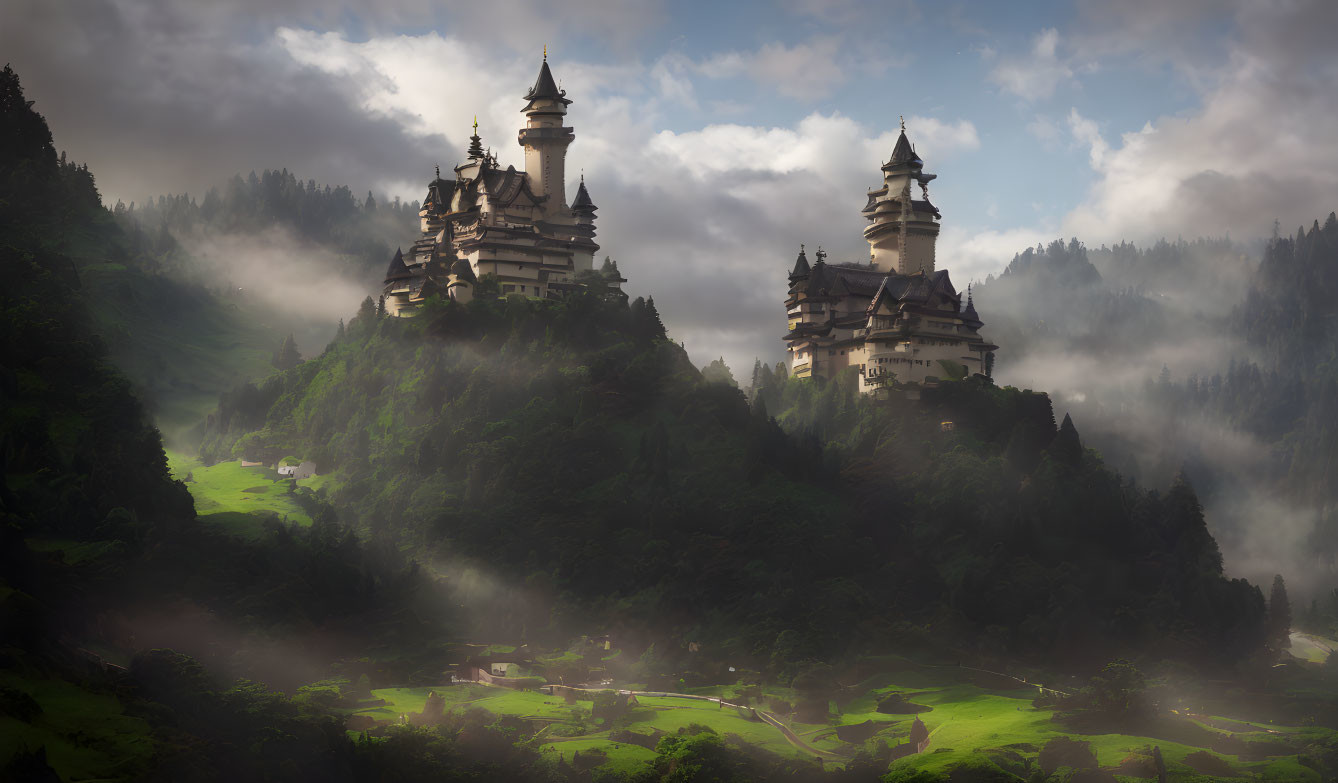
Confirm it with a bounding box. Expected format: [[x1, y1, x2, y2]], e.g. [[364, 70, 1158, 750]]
[[176, 225, 376, 356], [975, 235, 1332, 597]]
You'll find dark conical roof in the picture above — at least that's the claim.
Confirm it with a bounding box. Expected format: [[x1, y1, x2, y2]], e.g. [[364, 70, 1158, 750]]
[[789, 245, 810, 281], [572, 177, 596, 211], [888, 130, 920, 166], [384, 247, 412, 282], [524, 58, 570, 106], [963, 286, 980, 323], [450, 257, 476, 282]]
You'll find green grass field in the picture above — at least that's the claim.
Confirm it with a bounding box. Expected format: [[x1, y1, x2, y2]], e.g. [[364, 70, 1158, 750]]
[[167, 451, 320, 534], [1291, 632, 1337, 664], [346, 662, 1329, 781], [0, 672, 156, 782]]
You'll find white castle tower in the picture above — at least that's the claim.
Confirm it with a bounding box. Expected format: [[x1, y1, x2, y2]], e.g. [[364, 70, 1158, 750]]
[[784, 119, 996, 391], [863, 117, 941, 275], [518, 49, 574, 217], [380, 53, 625, 314]]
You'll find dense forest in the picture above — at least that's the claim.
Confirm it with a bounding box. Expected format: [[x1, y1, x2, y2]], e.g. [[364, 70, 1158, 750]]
[[972, 231, 1338, 610], [114, 168, 419, 282], [196, 266, 1270, 674]]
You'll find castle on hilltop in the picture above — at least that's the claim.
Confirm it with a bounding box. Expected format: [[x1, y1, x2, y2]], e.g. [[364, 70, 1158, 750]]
[[784, 120, 996, 392], [383, 54, 625, 315]]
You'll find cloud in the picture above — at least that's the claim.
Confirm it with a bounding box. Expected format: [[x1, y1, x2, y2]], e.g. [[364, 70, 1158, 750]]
[[905, 115, 980, 156], [937, 225, 1055, 284], [696, 36, 851, 101], [0, 0, 452, 204], [1060, 15, 1338, 243], [1065, 108, 1109, 169], [1026, 114, 1062, 145], [987, 28, 1074, 101]]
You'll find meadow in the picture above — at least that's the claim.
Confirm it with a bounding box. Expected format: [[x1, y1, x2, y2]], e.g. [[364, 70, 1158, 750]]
[[165, 450, 328, 535], [345, 662, 1329, 781]]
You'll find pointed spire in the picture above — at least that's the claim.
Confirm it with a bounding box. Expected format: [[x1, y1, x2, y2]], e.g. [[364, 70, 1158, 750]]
[[524, 56, 571, 106], [887, 116, 920, 166], [521, 56, 564, 103], [572, 175, 596, 211], [789, 244, 810, 281], [964, 284, 980, 321], [384, 247, 412, 282], [467, 118, 484, 160]]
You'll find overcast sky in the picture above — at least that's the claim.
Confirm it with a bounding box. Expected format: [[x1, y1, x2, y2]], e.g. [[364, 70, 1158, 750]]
[[5, 0, 1337, 373]]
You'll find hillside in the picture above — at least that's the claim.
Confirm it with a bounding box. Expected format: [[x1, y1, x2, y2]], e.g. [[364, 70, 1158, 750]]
[[195, 282, 1269, 672]]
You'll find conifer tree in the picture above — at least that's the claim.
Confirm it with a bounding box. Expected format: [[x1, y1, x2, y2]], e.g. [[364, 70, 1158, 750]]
[[272, 334, 300, 371], [644, 296, 665, 338], [376, 295, 386, 319], [1268, 574, 1292, 649], [1050, 412, 1083, 465], [1164, 472, 1223, 577], [353, 296, 376, 331], [748, 359, 764, 400], [701, 357, 737, 387]]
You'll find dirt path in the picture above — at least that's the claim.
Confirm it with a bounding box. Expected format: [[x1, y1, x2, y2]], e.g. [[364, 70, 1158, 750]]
[[1290, 631, 1335, 663], [547, 685, 845, 761]]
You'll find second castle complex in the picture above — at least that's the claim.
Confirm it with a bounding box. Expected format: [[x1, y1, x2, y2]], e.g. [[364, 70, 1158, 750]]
[[784, 120, 997, 392], [383, 54, 624, 314]]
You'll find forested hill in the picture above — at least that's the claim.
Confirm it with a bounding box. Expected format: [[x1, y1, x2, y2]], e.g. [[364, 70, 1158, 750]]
[[0, 64, 474, 782], [199, 281, 1269, 670], [970, 225, 1338, 612], [116, 167, 419, 281]]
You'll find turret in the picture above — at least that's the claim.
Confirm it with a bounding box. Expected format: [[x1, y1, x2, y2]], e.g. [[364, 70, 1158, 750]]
[[571, 174, 596, 229], [384, 247, 412, 283], [963, 285, 981, 324], [518, 50, 575, 216], [863, 117, 942, 275], [789, 245, 810, 282], [467, 117, 485, 160]]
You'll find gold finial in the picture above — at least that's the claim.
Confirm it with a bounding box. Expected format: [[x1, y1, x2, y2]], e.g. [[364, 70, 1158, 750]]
[[472, 115, 478, 133], [900, 115, 905, 132], [543, 44, 547, 61]]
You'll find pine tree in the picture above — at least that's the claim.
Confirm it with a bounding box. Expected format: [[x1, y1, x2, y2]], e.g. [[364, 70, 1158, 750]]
[[747, 359, 764, 401], [701, 357, 737, 387], [376, 295, 386, 319], [272, 334, 301, 371], [352, 296, 376, 331], [1164, 472, 1223, 578], [335, 318, 345, 339], [1049, 412, 1083, 465], [1268, 574, 1292, 649], [644, 296, 665, 338]]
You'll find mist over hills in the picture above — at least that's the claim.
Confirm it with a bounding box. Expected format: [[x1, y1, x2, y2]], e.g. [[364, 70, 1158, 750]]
[[973, 226, 1338, 605]]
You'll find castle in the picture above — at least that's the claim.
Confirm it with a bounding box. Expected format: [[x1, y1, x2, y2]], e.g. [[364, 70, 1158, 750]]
[[383, 54, 625, 315], [784, 120, 996, 393]]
